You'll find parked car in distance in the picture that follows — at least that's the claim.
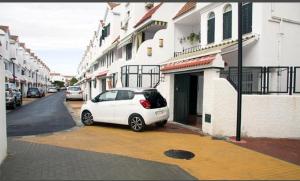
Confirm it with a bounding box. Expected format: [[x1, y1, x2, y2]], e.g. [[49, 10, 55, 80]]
[[48, 87, 58, 93], [5, 83, 23, 109], [60, 86, 67, 90], [27, 87, 44, 98], [80, 88, 169, 132], [65, 86, 83, 101]]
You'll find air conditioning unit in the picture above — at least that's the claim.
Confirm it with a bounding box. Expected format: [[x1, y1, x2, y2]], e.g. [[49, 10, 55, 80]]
[[145, 2, 154, 9]]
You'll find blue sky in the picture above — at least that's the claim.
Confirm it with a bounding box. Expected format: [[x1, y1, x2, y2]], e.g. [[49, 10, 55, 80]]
[[0, 3, 106, 76]]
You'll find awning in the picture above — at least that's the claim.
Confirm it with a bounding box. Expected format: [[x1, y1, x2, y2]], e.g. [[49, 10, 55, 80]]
[[103, 40, 118, 55], [161, 55, 215, 72], [137, 20, 167, 33], [117, 34, 133, 48], [96, 70, 108, 78]]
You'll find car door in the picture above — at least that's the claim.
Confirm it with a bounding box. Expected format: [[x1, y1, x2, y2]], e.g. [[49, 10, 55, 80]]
[[114, 90, 135, 125], [91, 90, 117, 123]]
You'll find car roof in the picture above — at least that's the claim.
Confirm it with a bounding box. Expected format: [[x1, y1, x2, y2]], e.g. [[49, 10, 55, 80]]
[[110, 87, 157, 92]]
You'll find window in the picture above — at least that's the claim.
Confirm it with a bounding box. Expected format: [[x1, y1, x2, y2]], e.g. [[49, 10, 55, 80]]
[[223, 4, 232, 40], [106, 23, 110, 36], [4, 62, 8, 70], [242, 2, 252, 34], [126, 43, 132, 60], [116, 90, 134, 100], [98, 90, 117, 101], [112, 72, 118, 88], [207, 12, 215, 44]]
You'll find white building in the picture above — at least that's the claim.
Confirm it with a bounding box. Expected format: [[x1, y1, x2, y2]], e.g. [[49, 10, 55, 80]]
[[76, 2, 300, 138], [0, 31, 7, 165], [50, 72, 74, 86], [0, 25, 51, 96]]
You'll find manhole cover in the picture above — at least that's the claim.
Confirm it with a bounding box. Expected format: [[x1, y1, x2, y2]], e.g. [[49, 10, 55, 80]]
[[164, 149, 195, 160]]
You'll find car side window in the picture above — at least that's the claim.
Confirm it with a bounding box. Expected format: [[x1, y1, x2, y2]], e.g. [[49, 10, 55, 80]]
[[116, 90, 135, 100], [99, 90, 117, 101]]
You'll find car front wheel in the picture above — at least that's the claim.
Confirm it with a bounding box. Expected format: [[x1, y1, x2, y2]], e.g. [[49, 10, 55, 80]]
[[81, 111, 94, 126], [129, 114, 146, 132]]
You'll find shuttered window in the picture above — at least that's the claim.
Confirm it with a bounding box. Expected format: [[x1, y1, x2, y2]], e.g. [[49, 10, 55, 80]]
[[242, 2, 252, 34], [207, 12, 215, 44], [223, 5, 232, 40]]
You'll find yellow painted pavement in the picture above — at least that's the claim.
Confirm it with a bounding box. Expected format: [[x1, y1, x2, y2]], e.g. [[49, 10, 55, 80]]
[[20, 126, 300, 180]]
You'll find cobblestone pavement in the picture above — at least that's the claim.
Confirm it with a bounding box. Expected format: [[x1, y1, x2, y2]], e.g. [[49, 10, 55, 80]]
[[0, 139, 196, 180]]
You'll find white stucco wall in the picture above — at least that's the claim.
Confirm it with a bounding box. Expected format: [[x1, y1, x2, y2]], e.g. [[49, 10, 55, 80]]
[[0, 58, 7, 165], [209, 78, 300, 138]]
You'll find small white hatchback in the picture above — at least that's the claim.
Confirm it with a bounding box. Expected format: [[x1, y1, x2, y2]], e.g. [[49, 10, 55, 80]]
[[80, 88, 169, 132]]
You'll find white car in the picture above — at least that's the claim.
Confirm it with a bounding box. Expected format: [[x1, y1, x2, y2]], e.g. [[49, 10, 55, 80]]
[[48, 87, 58, 93], [80, 88, 169, 132], [66, 86, 83, 101]]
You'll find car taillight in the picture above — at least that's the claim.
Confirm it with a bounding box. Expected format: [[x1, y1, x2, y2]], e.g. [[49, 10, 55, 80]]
[[139, 99, 151, 109], [79, 91, 83, 94], [66, 91, 70, 94]]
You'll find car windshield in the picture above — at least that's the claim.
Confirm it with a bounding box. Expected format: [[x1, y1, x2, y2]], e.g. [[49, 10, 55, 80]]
[[68, 87, 81, 91], [143, 90, 167, 109]]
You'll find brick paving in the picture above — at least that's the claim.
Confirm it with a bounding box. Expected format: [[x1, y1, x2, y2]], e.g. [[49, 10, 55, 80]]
[[0, 139, 196, 180], [231, 137, 300, 166]]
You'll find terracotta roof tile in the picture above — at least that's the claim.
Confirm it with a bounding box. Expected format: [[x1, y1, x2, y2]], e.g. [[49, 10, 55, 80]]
[[107, 2, 120, 10], [134, 3, 163, 28], [161, 55, 215, 71], [10, 35, 19, 41], [0, 25, 9, 33], [173, 0, 196, 20]]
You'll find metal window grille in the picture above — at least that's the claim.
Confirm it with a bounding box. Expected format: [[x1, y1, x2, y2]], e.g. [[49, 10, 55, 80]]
[[294, 67, 300, 93], [121, 65, 160, 88]]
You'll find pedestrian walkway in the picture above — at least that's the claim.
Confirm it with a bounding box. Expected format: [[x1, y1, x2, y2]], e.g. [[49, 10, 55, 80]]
[[19, 124, 300, 180], [0, 139, 195, 180]]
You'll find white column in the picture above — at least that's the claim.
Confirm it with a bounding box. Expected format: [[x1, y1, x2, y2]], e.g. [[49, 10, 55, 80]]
[[202, 68, 220, 135], [0, 56, 7, 165]]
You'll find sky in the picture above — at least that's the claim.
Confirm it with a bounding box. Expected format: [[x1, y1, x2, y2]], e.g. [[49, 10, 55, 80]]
[[0, 3, 106, 76]]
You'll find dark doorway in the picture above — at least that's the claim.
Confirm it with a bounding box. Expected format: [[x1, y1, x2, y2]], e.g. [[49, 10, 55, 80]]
[[189, 76, 198, 115], [89, 81, 92, 100], [174, 74, 201, 128], [174, 74, 190, 124], [101, 79, 106, 92]]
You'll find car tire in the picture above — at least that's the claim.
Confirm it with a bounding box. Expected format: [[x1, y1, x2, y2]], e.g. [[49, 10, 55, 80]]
[[18, 98, 23, 106], [65, 98, 68, 102], [81, 111, 94, 126], [129, 114, 146, 132], [12, 100, 17, 110], [155, 120, 168, 127]]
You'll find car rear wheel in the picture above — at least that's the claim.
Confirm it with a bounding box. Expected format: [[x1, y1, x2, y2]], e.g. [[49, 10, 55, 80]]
[[129, 114, 146, 132], [155, 120, 167, 127], [18, 98, 22, 106], [81, 111, 94, 126]]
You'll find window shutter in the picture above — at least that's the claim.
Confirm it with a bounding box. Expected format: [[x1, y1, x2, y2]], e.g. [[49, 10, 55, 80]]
[[223, 11, 232, 40], [242, 3, 252, 34], [207, 18, 215, 44]]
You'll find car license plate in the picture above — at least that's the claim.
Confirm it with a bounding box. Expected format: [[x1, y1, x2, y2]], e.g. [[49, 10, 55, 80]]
[[155, 110, 164, 115]]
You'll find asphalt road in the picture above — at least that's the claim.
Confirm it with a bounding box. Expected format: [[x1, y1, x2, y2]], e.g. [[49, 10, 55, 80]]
[[6, 91, 76, 137]]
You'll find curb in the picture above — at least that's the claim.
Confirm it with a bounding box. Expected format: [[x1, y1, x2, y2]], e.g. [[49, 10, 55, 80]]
[[63, 101, 83, 127]]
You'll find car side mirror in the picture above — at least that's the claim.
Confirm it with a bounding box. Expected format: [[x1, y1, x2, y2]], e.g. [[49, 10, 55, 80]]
[[92, 97, 100, 103]]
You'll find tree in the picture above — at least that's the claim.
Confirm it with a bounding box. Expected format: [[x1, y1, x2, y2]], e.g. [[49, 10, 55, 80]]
[[53, 81, 64, 88], [69, 77, 78, 86]]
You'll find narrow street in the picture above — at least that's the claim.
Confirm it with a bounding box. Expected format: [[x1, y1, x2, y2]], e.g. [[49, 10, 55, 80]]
[[6, 92, 75, 137]]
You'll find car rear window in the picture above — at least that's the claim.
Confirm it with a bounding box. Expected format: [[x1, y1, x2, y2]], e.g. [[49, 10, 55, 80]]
[[143, 90, 167, 109], [29, 88, 38, 92], [68, 87, 81, 91]]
